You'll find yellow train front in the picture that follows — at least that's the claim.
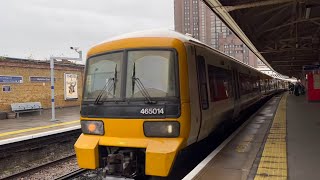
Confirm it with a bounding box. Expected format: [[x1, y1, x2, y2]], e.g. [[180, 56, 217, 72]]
[[74, 30, 282, 178], [75, 30, 192, 178]]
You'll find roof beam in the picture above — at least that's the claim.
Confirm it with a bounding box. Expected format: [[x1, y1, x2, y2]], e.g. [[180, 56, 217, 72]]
[[271, 62, 317, 66], [262, 36, 315, 52], [271, 60, 317, 64], [259, 19, 291, 39], [203, 0, 275, 71], [274, 64, 303, 67], [254, 2, 293, 17], [271, 60, 316, 63], [223, 0, 294, 12], [268, 59, 317, 62], [311, 20, 320, 26], [309, 0, 320, 5], [278, 36, 313, 42], [261, 17, 320, 34], [260, 48, 316, 53], [265, 54, 317, 57], [256, 6, 288, 33]]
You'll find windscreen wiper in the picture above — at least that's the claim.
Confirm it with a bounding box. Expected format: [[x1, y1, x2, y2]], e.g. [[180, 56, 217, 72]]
[[132, 63, 156, 104], [94, 78, 114, 105], [94, 65, 118, 105]]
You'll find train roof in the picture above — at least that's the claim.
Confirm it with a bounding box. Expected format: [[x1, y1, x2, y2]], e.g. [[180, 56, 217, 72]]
[[102, 29, 202, 44], [97, 29, 278, 79]]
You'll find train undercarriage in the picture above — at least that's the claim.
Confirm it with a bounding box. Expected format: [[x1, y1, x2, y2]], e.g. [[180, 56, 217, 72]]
[[99, 147, 146, 179]]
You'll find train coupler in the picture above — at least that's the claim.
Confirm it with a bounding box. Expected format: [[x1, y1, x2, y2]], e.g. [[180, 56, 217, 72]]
[[102, 149, 144, 179]]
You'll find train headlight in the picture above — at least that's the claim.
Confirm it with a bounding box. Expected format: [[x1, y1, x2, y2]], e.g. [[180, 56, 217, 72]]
[[143, 121, 180, 138], [81, 120, 104, 135]]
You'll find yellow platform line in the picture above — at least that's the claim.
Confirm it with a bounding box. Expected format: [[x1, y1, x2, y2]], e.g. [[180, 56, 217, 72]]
[[254, 93, 288, 180], [0, 120, 80, 137]]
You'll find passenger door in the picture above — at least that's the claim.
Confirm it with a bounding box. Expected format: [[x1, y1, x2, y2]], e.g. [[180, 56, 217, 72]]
[[232, 69, 241, 119]]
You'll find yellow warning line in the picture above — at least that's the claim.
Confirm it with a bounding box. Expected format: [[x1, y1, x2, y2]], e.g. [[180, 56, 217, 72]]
[[0, 120, 80, 137], [254, 93, 288, 180]]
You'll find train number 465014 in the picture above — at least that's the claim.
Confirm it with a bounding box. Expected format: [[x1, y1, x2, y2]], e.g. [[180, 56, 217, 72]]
[[140, 108, 164, 115]]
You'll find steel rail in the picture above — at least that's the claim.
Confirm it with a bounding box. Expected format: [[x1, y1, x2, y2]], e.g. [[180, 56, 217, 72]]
[[55, 168, 88, 180], [2, 155, 76, 180]]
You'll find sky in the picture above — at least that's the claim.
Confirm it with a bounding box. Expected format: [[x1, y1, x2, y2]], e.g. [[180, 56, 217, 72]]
[[0, 0, 174, 61]]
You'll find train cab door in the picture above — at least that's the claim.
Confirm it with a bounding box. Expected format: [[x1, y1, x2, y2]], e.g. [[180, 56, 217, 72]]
[[185, 45, 202, 145], [232, 68, 241, 119], [195, 53, 211, 141], [187, 46, 212, 143]]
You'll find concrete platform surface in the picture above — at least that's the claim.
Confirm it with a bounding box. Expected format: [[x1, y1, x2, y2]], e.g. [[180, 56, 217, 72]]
[[185, 92, 320, 180], [0, 106, 80, 140], [287, 94, 320, 180], [189, 95, 283, 180]]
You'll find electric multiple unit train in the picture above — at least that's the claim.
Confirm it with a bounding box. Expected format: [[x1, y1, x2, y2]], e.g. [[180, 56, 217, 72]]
[[74, 30, 286, 179]]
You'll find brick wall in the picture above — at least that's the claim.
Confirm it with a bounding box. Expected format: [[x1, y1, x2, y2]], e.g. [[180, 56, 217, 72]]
[[0, 58, 85, 112]]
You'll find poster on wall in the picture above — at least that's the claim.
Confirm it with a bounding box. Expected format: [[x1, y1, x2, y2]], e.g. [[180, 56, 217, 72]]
[[64, 73, 78, 100], [314, 74, 320, 89], [0, 76, 23, 84]]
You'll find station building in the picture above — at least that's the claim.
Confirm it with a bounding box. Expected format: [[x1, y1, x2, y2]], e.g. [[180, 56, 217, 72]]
[[0, 57, 85, 112]]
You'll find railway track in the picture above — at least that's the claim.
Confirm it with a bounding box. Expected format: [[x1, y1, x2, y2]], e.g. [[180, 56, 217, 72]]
[[2, 155, 76, 180], [0, 129, 81, 179], [55, 168, 88, 180]]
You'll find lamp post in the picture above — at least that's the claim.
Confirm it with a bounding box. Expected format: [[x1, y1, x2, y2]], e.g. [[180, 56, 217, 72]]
[[49, 47, 82, 122]]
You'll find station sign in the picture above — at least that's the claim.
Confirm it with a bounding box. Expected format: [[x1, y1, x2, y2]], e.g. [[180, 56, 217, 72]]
[[30, 76, 55, 82], [0, 76, 23, 84]]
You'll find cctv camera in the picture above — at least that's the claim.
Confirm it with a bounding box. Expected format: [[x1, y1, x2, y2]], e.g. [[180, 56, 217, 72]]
[[70, 47, 74, 50]]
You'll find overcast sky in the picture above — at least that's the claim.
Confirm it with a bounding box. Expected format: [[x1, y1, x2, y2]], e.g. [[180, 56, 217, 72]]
[[0, 0, 174, 61]]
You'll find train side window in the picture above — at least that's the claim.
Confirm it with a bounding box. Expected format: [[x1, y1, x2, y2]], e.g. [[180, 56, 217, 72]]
[[265, 79, 269, 90], [207, 65, 232, 102], [258, 78, 261, 92], [252, 76, 260, 92], [239, 73, 252, 95], [259, 79, 263, 92], [196, 55, 209, 110]]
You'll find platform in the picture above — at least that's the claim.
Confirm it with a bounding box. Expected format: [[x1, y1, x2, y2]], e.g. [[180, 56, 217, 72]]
[[184, 92, 320, 180], [0, 107, 80, 143]]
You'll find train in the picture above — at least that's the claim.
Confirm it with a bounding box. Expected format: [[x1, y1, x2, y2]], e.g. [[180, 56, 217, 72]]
[[74, 30, 287, 179]]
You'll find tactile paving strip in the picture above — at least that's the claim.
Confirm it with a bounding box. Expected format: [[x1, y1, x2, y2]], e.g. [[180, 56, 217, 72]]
[[254, 93, 288, 180], [0, 120, 79, 137]]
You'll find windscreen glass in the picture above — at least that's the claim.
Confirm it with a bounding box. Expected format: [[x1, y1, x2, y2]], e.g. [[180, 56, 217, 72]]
[[126, 50, 177, 98], [83, 52, 123, 101]]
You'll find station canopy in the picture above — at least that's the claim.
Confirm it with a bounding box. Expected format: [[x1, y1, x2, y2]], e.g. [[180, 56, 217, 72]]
[[204, 0, 320, 78]]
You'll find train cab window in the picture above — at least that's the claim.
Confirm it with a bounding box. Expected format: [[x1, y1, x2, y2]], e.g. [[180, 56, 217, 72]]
[[84, 52, 123, 101], [207, 65, 232, 102], [126, 50, 177, 98], [196, 55, 209, 110]]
